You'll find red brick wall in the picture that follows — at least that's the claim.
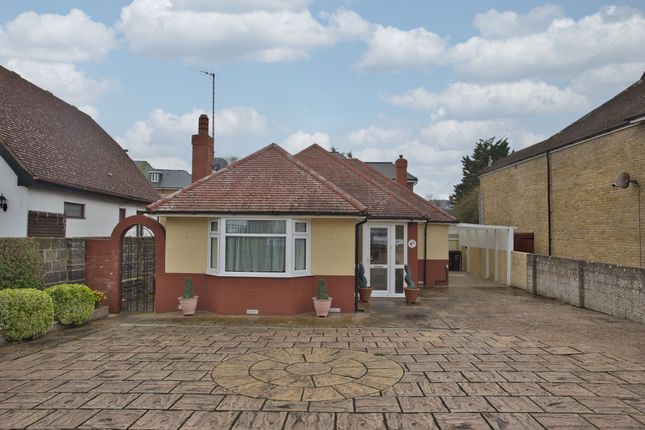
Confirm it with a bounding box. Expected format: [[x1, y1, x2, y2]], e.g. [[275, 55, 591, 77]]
[[418, 259, 449, 286], [155, 274, 355, 315]]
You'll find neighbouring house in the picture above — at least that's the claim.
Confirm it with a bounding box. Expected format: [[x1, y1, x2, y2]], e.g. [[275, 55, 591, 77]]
[[365, 160, 418, 190], [0, 66, 159, 238], [135, 158, 230, 197], [480, 72, 645, 268], [145, 115, 456, 315]]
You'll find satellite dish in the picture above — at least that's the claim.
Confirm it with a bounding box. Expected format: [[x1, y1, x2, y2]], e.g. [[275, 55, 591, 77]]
[[613, 172, 632, 189]]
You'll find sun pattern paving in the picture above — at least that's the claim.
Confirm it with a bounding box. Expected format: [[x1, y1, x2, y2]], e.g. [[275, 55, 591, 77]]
[[211, 347, 404, 401]]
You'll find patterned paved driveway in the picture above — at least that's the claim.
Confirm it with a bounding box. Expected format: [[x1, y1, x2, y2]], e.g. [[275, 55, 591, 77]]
[[0, 323, 644, 429]]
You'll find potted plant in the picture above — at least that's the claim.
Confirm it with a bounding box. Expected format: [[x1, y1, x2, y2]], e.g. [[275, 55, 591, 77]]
[[178, 278, 199, 316], [357, 263, 372, 303], [313, 279, 333, 317], [403, 265, 420, 304]]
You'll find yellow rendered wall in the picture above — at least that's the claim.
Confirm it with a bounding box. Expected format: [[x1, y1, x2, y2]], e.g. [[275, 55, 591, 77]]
[[480, 156, 549, 255], [165, 217, 208, 273], [417, 224, 449, 260], [311, 218, 355, 276]]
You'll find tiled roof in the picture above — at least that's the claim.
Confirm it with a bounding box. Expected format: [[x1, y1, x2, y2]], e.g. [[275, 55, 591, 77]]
[[134, 161, 191, 190], [485, 71, 645, 174], [147, 144, 367, 215], [295, 144, 455, 221], [347, 157, 455, 222], [0, 66, 159, 203]]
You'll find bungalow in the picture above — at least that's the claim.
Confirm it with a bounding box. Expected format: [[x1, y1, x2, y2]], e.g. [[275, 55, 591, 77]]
[[146, 115, 456, 315], [0, 66, 159, 238]]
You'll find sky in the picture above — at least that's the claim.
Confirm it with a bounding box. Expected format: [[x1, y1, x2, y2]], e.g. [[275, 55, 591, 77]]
[[1, 1, 644, 199]]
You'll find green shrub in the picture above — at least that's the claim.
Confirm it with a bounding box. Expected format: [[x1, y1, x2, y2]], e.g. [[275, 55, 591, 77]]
[[0, 239, 44, 290], [183, 278, 194, 298], [0, 289, 54, 341], [45, 284, 95, 325], [316, 279, 329, 300]]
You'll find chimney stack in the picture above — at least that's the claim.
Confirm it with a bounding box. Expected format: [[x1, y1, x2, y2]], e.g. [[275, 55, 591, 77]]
[[192, 114, 214, 183], [395, 155, 412, 190]]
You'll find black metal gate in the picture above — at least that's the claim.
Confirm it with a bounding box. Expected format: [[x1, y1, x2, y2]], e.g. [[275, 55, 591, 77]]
[[121, 236, 155, 312]]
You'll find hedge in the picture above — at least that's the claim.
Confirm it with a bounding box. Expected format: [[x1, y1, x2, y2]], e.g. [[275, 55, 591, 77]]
[[0, 238, 44, 290], [0, 289, 54, 341], [45, 284, 95, 325]]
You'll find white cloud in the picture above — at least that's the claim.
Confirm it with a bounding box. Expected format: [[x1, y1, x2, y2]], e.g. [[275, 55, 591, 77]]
[[451, 5, 645, 81], [117, 106, 273, 170], [346, 126, 407, 146], [0, 9, 119, 117], [282, 131, 330, 153], [355, 25, 446, 72], [473, 4, 565, 39], [345, 118, 545, 199], [385, 80, 588, 119], [0, 9, 116, 63], [118, 0, 369, 63]]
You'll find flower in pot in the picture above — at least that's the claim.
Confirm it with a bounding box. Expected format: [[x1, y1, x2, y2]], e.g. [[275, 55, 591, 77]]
[[313, 279, 333, 317], [357, 263, 372, 303], [178, 278, 199, 316], [403, 265, 420, 304]]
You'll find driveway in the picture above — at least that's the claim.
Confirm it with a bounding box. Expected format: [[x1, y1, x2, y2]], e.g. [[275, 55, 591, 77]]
[[0, 273, 643, 429]]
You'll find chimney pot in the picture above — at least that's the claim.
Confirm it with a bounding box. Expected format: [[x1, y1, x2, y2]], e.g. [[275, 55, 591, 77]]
[[198, 114, 209, 135]]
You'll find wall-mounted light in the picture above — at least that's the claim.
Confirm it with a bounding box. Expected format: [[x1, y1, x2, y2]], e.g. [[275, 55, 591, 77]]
[[0, 194, 7, 212]]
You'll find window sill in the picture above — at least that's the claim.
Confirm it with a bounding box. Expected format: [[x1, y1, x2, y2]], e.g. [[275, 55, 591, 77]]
[[206, 270, 312, 278]]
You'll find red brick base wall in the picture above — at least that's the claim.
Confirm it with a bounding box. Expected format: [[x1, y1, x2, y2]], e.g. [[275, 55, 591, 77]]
[[155, 274, 355, 315], [417, 259, 449, 286]]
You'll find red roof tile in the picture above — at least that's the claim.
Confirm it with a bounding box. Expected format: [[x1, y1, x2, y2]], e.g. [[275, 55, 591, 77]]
[[346, 158, 456, 222], [147, 144, 367, 215], [0, 66, 158, 203], [295, 145, 455, 222]]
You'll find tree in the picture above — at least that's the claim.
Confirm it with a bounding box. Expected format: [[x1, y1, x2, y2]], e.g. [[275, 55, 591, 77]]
[[450, 137, 510, 203], [449, 137, 511, 223]]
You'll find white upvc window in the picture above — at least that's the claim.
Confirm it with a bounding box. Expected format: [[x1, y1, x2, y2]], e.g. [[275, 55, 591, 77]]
[[207, 218, 310, 277], [208, 219, 219, 272]]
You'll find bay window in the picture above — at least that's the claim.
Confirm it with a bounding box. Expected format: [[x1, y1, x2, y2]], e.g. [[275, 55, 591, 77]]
[[208, 218, 310, 276]]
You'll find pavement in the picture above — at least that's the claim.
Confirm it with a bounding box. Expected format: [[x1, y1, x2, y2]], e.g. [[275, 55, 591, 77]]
[[0, 272, 643, 429]]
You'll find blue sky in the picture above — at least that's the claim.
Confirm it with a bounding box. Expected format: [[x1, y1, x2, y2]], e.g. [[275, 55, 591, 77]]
[[1, 1, 644, 198]]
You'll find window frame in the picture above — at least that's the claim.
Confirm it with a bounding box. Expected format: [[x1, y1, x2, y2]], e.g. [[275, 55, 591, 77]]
[[207, 217, 311, 278], [63, 202, 85, 219], [149, 172, 161, 183]]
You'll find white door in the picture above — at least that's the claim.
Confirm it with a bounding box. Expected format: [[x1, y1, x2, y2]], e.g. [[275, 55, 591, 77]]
[[364, 224, 407, 296]]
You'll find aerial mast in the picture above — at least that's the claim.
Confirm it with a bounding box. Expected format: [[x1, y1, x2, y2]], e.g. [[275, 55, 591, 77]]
[[200, 69, 215, 139]]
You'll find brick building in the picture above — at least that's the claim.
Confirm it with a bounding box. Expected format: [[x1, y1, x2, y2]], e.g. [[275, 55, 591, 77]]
[[480, 72, 645, 268]]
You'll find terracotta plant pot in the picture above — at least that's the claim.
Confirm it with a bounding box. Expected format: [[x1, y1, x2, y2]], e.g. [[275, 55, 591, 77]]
[[178, 296, 199, 316], [404, 288, 419, 304], [313, 297, 333, 317], [358, 287, 372, 303]]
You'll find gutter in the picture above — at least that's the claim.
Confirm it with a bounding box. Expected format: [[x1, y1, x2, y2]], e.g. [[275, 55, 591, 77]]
[[354, 216, 369, 312]]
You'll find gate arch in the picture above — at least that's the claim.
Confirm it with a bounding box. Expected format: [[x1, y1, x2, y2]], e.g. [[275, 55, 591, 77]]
[[85, 215, 165, 313]]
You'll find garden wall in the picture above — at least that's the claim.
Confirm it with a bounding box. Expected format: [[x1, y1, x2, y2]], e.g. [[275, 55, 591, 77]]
[[526, 254, 644, 324], [36, 238, 85, 286]]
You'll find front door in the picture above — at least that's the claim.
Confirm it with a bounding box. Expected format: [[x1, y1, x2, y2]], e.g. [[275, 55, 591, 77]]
[[364, 224, 406, 296]]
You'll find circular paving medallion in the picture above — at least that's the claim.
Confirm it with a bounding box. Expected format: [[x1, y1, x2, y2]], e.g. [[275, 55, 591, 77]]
[[211, 347, 403, 401]]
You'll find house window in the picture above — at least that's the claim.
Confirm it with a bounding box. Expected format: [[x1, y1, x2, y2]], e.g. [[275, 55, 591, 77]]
[[119, 208, 126, 221], [149, 172, 161, 183], [208, 220, 219, 271], [208, 218, 310, 276], [64, 202, 85, 219]]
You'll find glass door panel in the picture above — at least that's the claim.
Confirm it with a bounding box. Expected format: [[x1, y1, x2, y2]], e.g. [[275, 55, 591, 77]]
[[368, 227, 389, 291]]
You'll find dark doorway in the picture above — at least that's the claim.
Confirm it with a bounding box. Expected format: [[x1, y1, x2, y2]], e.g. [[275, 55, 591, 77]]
[[514, 233, 535, 253], [120, 228, 155, 312]]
